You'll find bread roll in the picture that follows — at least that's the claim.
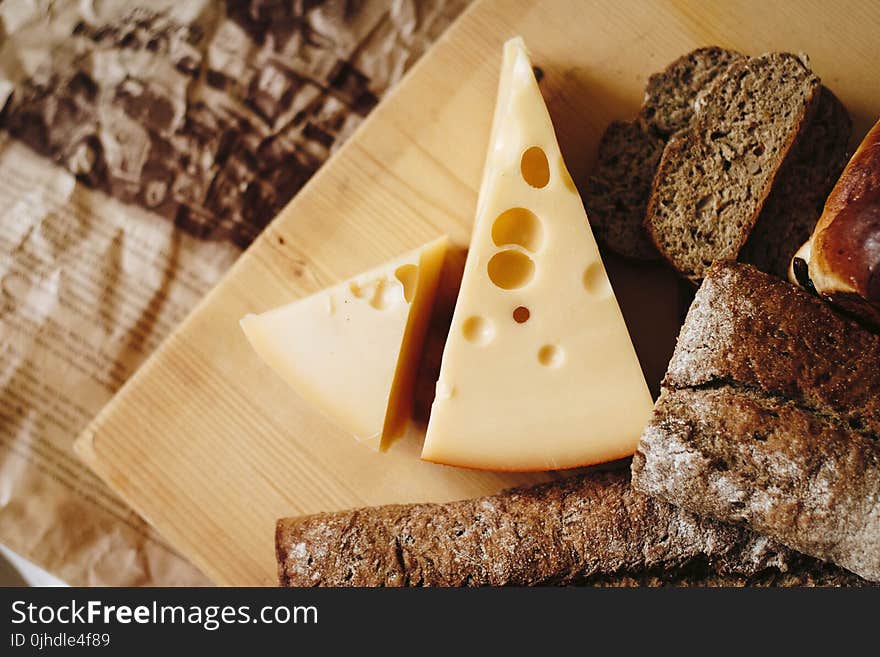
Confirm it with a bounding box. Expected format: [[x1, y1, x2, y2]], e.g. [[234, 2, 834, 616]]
[[790, 118, 880, 328]]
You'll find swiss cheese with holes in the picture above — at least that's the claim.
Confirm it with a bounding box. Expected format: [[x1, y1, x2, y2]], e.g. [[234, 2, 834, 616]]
[[421, 38, 652, 471], [241, 237, 447, 451]]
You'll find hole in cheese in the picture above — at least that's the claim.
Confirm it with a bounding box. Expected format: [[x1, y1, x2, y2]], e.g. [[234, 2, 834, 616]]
[[537, 344, 564, 368], [512, 306, 530, 323], [395, 264, 419, 303], [582, 261, 612, 297], [491, 207, 544, 252], [349, 276, 405, 311], [348, 280, 371, 300], [462, 315, 494, 345], [521, 146, 550, 188], [487, 249, 535, 290], [370, 279, 403, 310]]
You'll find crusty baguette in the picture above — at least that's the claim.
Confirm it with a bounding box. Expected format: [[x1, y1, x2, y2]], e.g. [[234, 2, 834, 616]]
[[636, 385, 880, 583], [276, 469, 864, 586], [662, 262, 880, 435], [632, 262, 880, 582], [790, 117, 880, 329], [645, 53, 821, 283]]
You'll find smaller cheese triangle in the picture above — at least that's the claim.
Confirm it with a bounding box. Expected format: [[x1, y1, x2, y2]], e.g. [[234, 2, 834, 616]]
[[421, 38, 653, 471], [242, 237, 448, 451]]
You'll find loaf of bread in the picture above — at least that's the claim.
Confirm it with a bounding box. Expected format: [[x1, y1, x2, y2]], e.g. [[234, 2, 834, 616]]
[[276, 469, 864, 586], [632, 262, 880, 582], [645, 54, 821, 283], [790, 117, 880, 329]]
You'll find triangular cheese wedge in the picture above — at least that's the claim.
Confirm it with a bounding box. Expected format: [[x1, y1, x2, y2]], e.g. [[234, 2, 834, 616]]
[[242, 237, 447, 451], [421, 38, 652, 471]]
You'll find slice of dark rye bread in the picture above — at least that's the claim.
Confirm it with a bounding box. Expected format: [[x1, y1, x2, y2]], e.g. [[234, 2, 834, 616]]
[[585, 49, 850, 274], [276, 469, 865, 587], [584, 122, 665, 260], [645, 53, 822, 283], [632, 262, 880, 582], [640, 47, 746, 137], [586, 47, 743, 260]]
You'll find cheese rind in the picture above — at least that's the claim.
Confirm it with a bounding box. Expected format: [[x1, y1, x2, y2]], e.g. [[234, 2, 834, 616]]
[[421, 38, 652, 471], [241, 237, 447, 451]]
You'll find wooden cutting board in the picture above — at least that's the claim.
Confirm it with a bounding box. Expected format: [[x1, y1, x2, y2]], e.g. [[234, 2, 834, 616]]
[[75, 0, 880, 586]]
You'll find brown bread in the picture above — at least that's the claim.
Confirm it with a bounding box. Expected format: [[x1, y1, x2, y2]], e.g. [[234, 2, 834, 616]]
[[640, 46, 745, 137], [585, 121, 665, 260], [587, 48, 849, 278], [632, 262, 880, 582], [276, 469, 864, 586], [662, 262, 880, 435], [741, 86, 851, 278], [586, 47, 742, 260], [645, 54, 821, 283]]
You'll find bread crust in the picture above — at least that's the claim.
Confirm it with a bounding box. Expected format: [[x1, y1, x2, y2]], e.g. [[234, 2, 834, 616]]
[[633, 262, 880, 582], [276, 469, 864, 587], [803, 118, 880, 328], [635, 385, 880, 582], [663, 262, 880, 436]]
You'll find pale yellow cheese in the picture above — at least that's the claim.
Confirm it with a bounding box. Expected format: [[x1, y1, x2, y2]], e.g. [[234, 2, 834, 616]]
[[241, 237, 447, 451], [421, 38, 652, 471]]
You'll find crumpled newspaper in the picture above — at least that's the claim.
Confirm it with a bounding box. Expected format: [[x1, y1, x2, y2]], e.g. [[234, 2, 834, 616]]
[[3, 0, 468, 249]]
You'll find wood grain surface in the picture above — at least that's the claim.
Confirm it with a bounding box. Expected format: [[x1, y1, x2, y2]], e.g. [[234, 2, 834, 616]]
[[75, 0, 880, 585]]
